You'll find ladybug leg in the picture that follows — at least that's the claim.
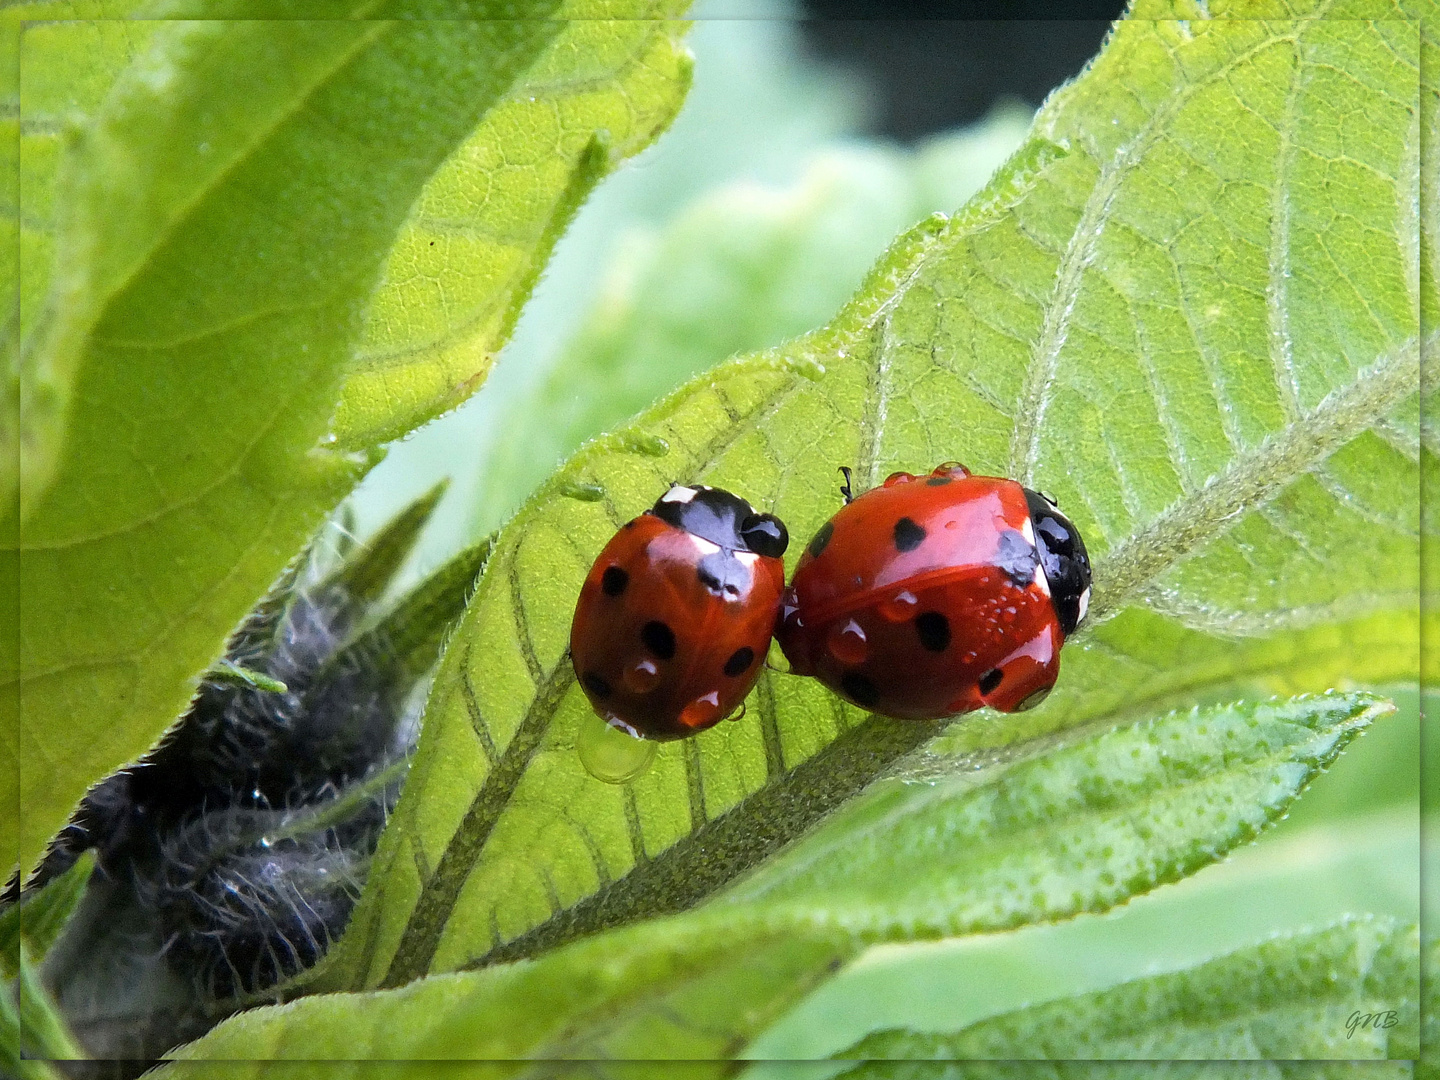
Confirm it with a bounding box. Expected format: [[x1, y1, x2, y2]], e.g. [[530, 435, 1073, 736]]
[[838, 466, 854, 505]]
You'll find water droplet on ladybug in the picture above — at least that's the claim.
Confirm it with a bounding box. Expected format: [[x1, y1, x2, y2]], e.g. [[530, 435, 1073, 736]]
[[578, 711, 656, 784], [679, 690, 722, 730], [883, 471, 915, 487], [933, 461, 971, 478], [878, 590, 919, 621], [827, 618, 869, 664], [623, 659, 662, 694]]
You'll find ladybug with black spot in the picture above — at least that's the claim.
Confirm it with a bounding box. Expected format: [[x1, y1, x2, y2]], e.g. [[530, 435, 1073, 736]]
[[774, 463, 1090, 719], [571, 484, 789, 740]]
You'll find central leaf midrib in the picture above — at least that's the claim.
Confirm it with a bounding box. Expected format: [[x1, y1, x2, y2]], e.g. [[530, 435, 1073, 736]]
[[462, 714, 942, 970], [379, 659, 574, 988]]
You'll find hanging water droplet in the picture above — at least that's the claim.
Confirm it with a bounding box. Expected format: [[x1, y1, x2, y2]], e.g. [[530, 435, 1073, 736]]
[[578, 711, 656, 784]]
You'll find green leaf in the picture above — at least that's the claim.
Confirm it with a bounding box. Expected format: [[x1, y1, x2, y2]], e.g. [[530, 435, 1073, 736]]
[[162, 691, 1376, 1062], [334, 12, 1424, 993], [474, 109, 1032, 528], [3, 943, 83, 1065], [2, 0, 157, 489], [715, 692, 1388, 935], [835, 917, 1418, 1062], [0, 852, 92, 981], [748, 803, 1418, 1061], [332, 1, 694, 448], [4, 8, 576, 881], [807, 1066, 1412, 1080], [162, 917, 850, 1070]]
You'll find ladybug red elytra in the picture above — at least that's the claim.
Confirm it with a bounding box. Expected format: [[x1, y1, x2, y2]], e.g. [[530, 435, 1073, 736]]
[[774, 463, 1090, 719], [571, 484, 789, 741]]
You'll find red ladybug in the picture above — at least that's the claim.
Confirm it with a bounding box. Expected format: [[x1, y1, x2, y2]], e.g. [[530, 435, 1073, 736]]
[[571, 484, 789, 741], [775, 463, 1090, 719]]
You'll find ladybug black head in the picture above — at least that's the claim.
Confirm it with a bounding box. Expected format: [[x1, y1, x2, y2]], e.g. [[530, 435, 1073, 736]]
[[650, 485, 789, 559], [1023, 488, 1091, 636]]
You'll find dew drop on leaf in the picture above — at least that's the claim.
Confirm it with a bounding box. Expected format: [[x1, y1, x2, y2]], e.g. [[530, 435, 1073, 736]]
[[619, 432, 670, 457], [578, 711, 656, 785], [558, 480, 605, 502]]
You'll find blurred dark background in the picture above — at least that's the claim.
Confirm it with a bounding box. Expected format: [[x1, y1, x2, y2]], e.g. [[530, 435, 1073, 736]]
[[799, 2, 1127, 140]]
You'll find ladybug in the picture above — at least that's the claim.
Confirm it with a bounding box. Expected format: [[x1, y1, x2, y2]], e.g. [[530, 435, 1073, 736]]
[[571, 484, 789, 741], [774, 463, 1090, 719]]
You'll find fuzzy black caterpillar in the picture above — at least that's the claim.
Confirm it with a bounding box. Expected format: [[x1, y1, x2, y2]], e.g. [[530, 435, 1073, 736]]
[[4, 487, 487, 1072]]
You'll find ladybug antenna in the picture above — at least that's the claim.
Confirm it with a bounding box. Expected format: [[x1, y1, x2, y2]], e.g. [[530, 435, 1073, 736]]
[[838, 466, 854, 505]]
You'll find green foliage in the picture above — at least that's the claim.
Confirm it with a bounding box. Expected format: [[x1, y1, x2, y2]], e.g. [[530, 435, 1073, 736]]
[[318, 11, 1425, 1012], [475, 106, 1034, 528], [0, 852, 91, 981], [9, 0, 1427, 1066], [714, 693, 1388, 934], [749, 804, 1418, 1061], [334, 3, 693, 447], [836, 917, 1417, 1061], [164, 691, 1381, 1062], [1, 944, 81, 1074], [824, 1061, 1412, 1080], [2, 2, 692, 884]]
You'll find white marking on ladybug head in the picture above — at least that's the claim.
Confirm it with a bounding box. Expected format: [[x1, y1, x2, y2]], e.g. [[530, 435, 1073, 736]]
[[1033, 560, 1051, 598], [1077, 586, 1090, 623], [688, 533, 721, 556], [662, 485, 697, 504], [1021, 516, 1036, 547], [733, 551, 760, 568]]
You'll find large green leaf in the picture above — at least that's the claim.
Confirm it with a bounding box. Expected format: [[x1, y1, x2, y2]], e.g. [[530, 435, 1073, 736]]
[[808, 1066, 1411, 1080], [473, 111, 1032, 529], [332, 2, 693, 448], [836, 917, 1418, 1062], [165, 918, 848, 1069], [327, 10, 1424, 995], [747, 803, 1418, 1062], [713, 692, 1387, 935], [0, 0, 157, 893], [3, 8, 575, 882], [166, 690, 1378, 1063]]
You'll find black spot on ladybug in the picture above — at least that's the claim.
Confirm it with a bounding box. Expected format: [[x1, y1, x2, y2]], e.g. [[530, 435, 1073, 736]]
[[840, 670, 880, 708], [978, 668, 1003, 695], [893, 517, 926, 552], [582, 672, 613, 699], [696, 551, 752, 597], [925, 476, 952, 486], [723, 647, 755, 677], [915, 612, 951, 652], [641, 621, 676, 660], [601, 566, 628, 596], [995, 529, 1038, 588], [807, 521, 834, 559]]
